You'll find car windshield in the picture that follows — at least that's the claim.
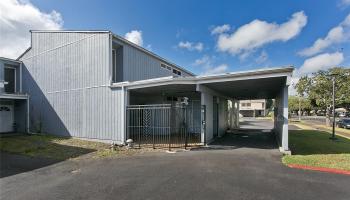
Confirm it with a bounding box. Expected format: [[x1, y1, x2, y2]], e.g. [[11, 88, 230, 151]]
[[343, 119, 350, 123]]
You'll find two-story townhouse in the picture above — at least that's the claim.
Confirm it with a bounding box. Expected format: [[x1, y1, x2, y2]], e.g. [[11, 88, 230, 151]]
[[3, 30, 292, 153], [239, 99, 266, 117]]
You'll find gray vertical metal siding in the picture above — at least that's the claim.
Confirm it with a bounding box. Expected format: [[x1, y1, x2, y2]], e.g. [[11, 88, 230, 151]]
[[119, 40, 192, 81], [20, 32, 125, 143]]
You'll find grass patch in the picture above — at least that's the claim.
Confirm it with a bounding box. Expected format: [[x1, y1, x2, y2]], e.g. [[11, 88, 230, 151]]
[[282, 130, 350, 170], [0, 134, 109, 160], [0, 134, 164, 160]]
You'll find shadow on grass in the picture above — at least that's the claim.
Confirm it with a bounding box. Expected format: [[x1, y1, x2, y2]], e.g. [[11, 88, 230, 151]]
[[0, 134, 101, 178], [289, 130, 350, 155]]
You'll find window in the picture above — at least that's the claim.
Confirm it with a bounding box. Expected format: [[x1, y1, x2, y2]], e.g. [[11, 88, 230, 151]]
[[160, 63, 182, 76], [0, 106, 10, 111], [247, 103, 251, 107], [172, 69, 182, 76], [4, 66, 16, 93], [112, 49, 117, 82], [160, 63, 173, 71], [241, 103, 246, 107], [112, 46, 123, 83]]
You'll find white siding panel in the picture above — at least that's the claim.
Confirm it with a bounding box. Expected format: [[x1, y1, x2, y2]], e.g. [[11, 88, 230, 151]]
[[122, 43, 192, 81], [21, 32, 125, 143]]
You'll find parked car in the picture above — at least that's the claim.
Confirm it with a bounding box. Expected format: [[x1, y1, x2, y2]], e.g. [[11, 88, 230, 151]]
[[336, 118, 350, 129], [338, 112, 346, 117]]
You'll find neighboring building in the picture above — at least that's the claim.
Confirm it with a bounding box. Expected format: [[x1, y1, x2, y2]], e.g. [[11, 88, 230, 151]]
[[0, 30, 292, 152], [0, 57, 29, 133], [239, 99, 266, 117]]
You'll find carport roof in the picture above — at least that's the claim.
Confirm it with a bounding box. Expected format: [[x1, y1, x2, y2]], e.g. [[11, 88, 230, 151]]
[[112, 66, 294, 99]]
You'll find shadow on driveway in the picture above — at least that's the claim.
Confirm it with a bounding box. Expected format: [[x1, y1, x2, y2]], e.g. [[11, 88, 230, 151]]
[[208, 129, 277, 150], [0, 134, 100, 178], [0, 152, 60, 178]]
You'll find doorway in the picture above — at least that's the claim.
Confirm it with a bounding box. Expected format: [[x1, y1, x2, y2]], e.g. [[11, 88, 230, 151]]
[[0, 104, 14, 133]]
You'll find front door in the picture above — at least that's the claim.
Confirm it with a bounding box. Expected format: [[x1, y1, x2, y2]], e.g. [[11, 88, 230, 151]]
[[0, 104, 14, 133]]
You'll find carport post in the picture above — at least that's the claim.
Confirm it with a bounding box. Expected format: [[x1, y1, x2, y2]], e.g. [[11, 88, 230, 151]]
[[281, 85, 289, 151]]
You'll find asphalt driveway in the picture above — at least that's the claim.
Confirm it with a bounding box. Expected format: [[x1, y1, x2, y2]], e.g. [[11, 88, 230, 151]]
[[1, 119, 349, 200]]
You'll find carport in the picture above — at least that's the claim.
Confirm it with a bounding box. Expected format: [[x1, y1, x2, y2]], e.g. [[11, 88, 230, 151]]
[[115, 67, 293, 152]]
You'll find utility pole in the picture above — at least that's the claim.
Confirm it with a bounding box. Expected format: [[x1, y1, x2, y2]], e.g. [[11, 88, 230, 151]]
[[330, 75, 336, 140], [298, 95, 301, 121]]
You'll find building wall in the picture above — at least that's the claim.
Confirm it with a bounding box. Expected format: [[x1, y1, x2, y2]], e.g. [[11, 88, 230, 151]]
[[118, 39, 192, 82], [240, 99, 265, 110], [20, 32, 125, 143]]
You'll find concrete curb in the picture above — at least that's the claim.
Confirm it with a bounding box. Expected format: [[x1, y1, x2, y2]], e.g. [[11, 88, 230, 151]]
[[287, 164, 350, 175]]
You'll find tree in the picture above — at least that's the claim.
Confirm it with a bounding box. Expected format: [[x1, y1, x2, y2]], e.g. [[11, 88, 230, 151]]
[[295, 67, 350, 126], [295, 76, 311, 120], [288, 96, 311, 114]]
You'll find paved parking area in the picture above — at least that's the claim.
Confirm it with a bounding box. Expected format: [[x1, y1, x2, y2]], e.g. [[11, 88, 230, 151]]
[[1, 118, 349, 200]]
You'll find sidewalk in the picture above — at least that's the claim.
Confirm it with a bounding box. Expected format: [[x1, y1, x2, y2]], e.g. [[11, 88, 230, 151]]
[[292, 121, 350, 139]]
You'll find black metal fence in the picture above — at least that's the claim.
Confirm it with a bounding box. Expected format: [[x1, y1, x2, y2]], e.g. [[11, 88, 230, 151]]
[[126, 103, 205, 150]]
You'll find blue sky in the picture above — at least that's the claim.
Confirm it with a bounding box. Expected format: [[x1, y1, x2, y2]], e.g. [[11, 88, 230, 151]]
[[1, 0, 350, 76]]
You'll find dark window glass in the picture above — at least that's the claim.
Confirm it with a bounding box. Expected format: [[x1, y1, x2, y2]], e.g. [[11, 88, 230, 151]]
[[4, 67, 15, 93], [112, 49, 116, 82]]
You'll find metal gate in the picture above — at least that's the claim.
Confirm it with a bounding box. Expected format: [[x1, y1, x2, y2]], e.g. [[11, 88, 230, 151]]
[[126, 103, 205, 150]]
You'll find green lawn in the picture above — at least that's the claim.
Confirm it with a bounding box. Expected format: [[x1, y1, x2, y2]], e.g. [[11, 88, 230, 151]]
[[0, 134, 109, 160], [282, 130, 350, 171]]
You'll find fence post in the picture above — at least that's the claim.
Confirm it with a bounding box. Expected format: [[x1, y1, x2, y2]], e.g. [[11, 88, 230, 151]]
[[184, 105, 189, 149], [152, 108, 155, 149]]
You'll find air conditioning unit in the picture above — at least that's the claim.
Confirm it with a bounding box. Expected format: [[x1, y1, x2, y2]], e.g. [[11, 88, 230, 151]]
[[181, 97, 189, 105]]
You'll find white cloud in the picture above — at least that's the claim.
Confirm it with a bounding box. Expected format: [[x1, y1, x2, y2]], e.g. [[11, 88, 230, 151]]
[[193, 55, 228, 75], [216, 11, 307, 58], [338, 0, 350, 8], [291, 51, 344, 95], [298, 52, 344, 75], [178, 41, 204, 52], [289, 76, 300, 96], [211, 24, 231, 35], [255, 50, 268, 64], [194, 55, 210, 66], [125, 30, 143, 46], [146, 44, 152, 51], [0, 0, 63, 59], [298, 14, 350, 57], [203, 64, 228, 75]]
